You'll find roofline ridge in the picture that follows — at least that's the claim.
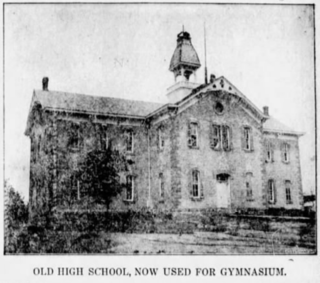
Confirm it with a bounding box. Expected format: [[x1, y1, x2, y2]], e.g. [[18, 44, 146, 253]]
[[34, 89, 164, 105]]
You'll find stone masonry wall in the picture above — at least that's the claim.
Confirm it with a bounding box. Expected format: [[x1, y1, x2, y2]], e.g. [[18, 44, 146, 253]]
[[28, 93, 304, 214], [29, 108, 152, 212], [263, 133, 304, 210], [172, 90, 266, 211]]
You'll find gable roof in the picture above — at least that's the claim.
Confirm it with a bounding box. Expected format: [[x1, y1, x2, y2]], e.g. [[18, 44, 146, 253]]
[[173, 76, 268, 122], [31, 90, 164, 118], [263, 116, 304, 136], [26, 79, 303, 138]]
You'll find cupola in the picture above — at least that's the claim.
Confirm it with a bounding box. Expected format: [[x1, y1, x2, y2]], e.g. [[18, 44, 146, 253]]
[[167, 31, 201, 103], [169, 31, 201, 81]]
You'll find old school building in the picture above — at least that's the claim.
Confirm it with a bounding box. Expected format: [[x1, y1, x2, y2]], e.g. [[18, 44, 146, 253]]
[[25, 30, 304, 213]]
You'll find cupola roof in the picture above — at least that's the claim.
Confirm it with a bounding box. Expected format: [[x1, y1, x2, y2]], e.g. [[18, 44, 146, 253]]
[[169, 31, 201, 72]]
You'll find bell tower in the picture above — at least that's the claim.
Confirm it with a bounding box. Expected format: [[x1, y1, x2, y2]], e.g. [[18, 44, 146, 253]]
[[167, 31, 201, 103]]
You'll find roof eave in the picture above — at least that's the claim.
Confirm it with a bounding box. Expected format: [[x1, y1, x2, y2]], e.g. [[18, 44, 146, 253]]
[[169, 61, 201, 71], [146, 103, 178, 119], [263, 129, 305, 137], [43, 107, 147, 120]]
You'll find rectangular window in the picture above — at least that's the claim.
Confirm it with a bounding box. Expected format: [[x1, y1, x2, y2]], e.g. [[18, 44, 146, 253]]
[[268, 179, 275, 203], [285, 181, 292, 204], [70, 124, 80, 149], [71, 175, 80, 201], [244, 127, 251, 150], [126, 175, 134, 201], [159, 173, 164, 198], [188, 122, 198, 148], [98, 127, 109, 151], [282, 143, 290, 163], [211, 125, 231, 151], [37, 136, 42, 160], [246, 173, 253, 201], [158, 128, 165, 149], [126, 131, 134, 152], [266, 142, 273, 162], [211, 124, 221, 149], [192, 170, 200, 198]]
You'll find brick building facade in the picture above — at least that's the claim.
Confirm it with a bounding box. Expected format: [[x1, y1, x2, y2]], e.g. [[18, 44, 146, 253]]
[[25, 31, 304, 213]]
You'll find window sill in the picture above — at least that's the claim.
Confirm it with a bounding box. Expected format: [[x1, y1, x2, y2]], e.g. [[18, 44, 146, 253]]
[[123, 199, 135, 204], [282, 161, 290, 164], [158, 199, 165, 204], [191, 196, 204, 202], [286, 201, 293, 205], [188, 146, 200, 150], [243, 149, 253, 153], [246, 198, 254, 202]]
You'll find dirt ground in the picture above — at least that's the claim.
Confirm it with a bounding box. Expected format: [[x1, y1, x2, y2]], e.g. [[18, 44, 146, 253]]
[[105, 231, 315, 255]]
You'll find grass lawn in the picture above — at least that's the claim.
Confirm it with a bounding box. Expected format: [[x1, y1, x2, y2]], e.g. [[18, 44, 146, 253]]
[[105, 230, 316, 255]]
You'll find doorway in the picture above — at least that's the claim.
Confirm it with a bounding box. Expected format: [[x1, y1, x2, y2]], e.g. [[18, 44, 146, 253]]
[[216, 173, 230, 208]]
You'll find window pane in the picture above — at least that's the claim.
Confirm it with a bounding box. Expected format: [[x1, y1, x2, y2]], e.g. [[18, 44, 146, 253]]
[[159, 128, 165, 148], [284, 144, 289, 162], [244, 128, 250, 150], [222, 126, 230, 150], [126, 176, 133, 200], [192, 171, 199, 197], [190, 123, 198, 147], [268, 180, 274, 202], [159, 173, 164, 198], [285, 181, 291, 203], [212, 125, 220, 148], [127, 131, 133, 152]]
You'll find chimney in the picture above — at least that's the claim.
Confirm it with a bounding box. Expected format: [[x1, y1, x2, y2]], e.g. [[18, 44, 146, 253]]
[[42, 77, 49, 91], [263, 106, 269, 116], [210, 74, 216, 83]]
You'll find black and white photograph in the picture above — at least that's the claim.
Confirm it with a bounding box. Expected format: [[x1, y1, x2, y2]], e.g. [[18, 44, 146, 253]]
[[3, 2, 316, 259]]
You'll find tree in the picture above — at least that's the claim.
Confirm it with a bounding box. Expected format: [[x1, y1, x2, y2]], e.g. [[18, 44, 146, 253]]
[[70, 147, 128, 210], [4, 181, 28, 254], [4, 181, 28, 228]]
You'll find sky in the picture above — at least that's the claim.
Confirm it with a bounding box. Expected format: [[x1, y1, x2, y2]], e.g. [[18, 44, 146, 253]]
[[4, 4, 315, 201]]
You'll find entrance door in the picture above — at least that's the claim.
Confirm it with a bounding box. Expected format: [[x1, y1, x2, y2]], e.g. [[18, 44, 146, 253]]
[[216, 173, 230, 208]]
